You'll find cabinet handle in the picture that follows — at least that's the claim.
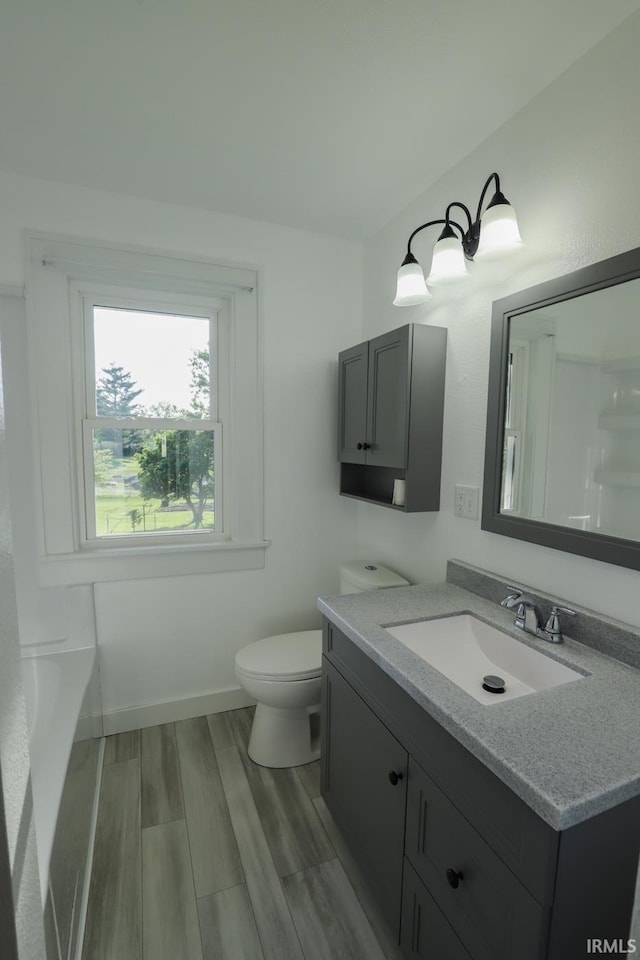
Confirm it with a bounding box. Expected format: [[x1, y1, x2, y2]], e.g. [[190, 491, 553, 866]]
[[388, 770, 403, 786], [446, 868, 463, 889], [362, 442, 370, 449], [357, 442, 363, 450]]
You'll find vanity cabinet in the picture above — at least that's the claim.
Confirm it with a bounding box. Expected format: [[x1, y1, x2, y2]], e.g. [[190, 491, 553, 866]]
[[320, 618, 640, 960], [337, 323, 446, 511]]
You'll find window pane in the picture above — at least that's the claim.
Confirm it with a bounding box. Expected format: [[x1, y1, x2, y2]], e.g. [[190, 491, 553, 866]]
[[92, 428, 215, 537], [93, 307, 211, 418]]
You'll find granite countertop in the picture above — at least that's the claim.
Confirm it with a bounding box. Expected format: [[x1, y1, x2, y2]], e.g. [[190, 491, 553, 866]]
[[317, 580, 640, 831]]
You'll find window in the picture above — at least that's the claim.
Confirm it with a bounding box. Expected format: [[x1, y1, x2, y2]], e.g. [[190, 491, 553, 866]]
[[82, 298, 222, 545], [500, 343, 528, 514], [26, 234, 266, 584]]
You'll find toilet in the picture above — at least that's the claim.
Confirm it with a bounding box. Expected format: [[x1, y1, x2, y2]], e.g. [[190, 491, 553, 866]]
[[234, 562, 409, 767]]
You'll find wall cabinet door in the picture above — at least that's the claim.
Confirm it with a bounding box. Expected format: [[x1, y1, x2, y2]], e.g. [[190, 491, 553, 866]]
[[337, 341, 369, 463], [321, 658, 407, 935], [365, 326, 410, 468], [338, 327, 410, 468]]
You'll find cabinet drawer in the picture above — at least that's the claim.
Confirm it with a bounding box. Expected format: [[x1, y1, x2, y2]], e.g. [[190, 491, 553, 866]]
[[401, 859, 472, 960], [405, 758, 545, 960]]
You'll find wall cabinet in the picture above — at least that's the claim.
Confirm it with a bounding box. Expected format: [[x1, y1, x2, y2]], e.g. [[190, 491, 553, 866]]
[[337, 323, 446, 511], [320, 618, 640, 960]]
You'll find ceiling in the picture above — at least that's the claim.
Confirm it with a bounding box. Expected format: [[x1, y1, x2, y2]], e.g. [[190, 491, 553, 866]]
[[0, 0, 638, 240]]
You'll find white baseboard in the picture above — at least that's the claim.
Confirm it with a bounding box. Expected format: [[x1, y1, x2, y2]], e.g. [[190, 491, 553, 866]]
[[101, 687, 254, 736]]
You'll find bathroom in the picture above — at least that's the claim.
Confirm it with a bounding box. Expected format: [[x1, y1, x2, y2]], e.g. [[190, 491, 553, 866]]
[[1, 3, 640, 958]]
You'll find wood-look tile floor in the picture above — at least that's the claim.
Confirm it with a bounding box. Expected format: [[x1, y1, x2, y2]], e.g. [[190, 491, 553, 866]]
[[82, 707, 404, 960]]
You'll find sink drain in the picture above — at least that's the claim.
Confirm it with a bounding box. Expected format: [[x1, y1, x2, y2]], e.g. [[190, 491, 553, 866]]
[[482, 674, 506, 694]]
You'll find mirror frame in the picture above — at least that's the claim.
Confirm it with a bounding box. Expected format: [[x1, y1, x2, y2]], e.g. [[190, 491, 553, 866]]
[[482, 245, 640, 571]]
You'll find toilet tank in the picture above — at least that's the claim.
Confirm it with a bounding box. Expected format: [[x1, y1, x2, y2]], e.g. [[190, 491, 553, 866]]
[[339, 562, 410, 594]]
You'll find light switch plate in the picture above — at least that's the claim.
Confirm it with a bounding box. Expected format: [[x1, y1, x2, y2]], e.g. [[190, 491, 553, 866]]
[[454, 484, 480, 520]]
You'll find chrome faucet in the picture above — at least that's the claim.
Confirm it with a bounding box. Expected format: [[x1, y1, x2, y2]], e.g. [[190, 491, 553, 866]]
[[500, 588, 575, 644]]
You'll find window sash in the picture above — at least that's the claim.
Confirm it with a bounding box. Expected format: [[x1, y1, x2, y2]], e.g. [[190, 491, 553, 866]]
[[83, 293, 219, 421], [82, 418, 223, 545]]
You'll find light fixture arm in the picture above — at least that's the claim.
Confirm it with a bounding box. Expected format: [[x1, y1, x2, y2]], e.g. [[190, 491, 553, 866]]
[[475, 172, 501, 224], [403, 217, 465, 264], [445, 201, 473, 234]]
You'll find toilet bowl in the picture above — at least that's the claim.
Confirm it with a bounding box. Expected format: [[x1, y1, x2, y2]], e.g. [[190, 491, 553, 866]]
[[235, 630, 322, 768], [234, 562, 409, 768]]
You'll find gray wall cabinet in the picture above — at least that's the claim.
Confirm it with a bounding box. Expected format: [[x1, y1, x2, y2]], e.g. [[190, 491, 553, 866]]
[[337, 323, 446, 511], [320, 618, 640, 960]]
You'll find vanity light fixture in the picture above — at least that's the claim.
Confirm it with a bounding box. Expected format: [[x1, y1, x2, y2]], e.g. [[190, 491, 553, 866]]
[[393, 172, 522, 306]]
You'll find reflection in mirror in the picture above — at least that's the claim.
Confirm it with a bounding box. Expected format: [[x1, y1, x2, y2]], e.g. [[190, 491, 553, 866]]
[[483, 245, 640, 570], [501, 279, 640, 542]]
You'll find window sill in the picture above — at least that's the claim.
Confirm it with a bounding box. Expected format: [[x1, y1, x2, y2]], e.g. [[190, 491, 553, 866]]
[[37, 539, 271, 586]]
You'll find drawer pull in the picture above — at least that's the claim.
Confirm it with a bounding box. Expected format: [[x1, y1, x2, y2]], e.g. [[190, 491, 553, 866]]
[[446, 867, 463, 889], [388, 770, 403, 786]]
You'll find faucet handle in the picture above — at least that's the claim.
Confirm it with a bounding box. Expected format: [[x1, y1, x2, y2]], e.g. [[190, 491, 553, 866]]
[[500, 585, 525, 607], [543, 605, 576, 643]]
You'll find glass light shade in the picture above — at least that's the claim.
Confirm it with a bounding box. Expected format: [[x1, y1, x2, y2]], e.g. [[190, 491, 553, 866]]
[[475, 202, 523, 261], [427, 235, 469, 285], [393, 260, 431, 306]]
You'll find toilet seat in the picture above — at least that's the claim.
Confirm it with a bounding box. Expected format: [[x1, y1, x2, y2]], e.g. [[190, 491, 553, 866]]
[[235, 630, 322, 682]]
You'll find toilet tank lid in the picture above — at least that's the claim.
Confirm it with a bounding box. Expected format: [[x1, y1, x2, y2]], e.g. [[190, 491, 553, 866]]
[[235, 630, 322, 680], [340, 562, 410, 591]]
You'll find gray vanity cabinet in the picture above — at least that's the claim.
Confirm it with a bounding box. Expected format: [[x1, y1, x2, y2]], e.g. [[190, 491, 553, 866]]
[[320, 618, 640, 960], [337, 323, 446, 511], [321, 659, 407, 933]]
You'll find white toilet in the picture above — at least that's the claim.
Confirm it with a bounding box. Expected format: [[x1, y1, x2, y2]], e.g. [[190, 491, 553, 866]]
[[234, 562, 409, 767]]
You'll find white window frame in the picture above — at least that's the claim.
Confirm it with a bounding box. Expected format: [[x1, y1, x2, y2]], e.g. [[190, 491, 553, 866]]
[[25, 233, 268, 585], [78, 289, 225, 548]]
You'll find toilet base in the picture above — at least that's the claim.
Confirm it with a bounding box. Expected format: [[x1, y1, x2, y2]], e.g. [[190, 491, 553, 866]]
[[248, 702, 320, 768]]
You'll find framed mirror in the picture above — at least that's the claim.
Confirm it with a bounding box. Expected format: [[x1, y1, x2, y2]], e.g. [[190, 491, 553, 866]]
[[482, 246, 640, 571]]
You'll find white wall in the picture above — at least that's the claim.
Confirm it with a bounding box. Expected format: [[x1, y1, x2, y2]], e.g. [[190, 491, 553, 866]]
[[0, 171, 362, 725], [358, 12, 640, 628]]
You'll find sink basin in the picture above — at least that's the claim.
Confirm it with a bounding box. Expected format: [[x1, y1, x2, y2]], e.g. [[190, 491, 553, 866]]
[[385, 614, 584, 705]]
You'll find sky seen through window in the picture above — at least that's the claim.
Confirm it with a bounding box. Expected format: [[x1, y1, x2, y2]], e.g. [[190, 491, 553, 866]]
[[93, 307, 210, 412]]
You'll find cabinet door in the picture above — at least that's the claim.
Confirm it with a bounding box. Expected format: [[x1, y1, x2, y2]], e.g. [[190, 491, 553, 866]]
[[338, 341, 369, 463], [321, 659, 407, 935], [401, 860, 472, 960], [366, 326, 410, 468]]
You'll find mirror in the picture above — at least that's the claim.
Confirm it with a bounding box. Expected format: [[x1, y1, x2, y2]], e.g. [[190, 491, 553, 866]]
[[482, 246, 640, 571]]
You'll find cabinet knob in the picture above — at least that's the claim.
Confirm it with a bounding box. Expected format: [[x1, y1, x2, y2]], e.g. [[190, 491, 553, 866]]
[[362, 442, 370, 449], [446, 868, 463, 889], [357, 442, 363, 450], [388, 770, 403, 786]]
